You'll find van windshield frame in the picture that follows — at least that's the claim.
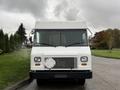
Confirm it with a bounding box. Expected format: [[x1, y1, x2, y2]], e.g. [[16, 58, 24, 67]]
[[33, 29, 88, 47]]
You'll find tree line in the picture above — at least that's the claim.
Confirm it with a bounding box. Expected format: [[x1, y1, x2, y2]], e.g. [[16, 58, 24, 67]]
[[0, 23, 26, 54], [91, 28, 120, 49]]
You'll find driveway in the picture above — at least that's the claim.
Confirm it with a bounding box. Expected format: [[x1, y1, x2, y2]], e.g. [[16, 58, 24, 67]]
[[18, 56, 120, 90]]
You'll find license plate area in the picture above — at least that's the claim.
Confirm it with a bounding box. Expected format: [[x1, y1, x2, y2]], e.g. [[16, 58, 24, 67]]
[[54, 74, 68, 78]]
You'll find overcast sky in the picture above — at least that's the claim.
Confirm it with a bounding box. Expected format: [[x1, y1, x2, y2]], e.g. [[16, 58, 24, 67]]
[[0, 0, 120, 34]]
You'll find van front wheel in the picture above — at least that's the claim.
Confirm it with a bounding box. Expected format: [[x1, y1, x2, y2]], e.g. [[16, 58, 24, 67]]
[[36, 79, 44, 86], [76, 79, 85, 86]]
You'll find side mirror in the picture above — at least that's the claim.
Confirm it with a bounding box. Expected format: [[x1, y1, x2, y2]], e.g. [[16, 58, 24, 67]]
[[31, 29, 35, 34], [29, 29, 35, 44], [29, 36, 33, 44]]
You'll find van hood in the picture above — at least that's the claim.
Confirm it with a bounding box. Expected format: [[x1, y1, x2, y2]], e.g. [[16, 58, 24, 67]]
[[31, 46, 91, 56]]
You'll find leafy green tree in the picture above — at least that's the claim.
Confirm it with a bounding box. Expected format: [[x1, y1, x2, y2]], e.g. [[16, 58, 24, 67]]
[[0, 29, 5, 53], [91, 28, 120, 49], [113, 29, 120, 48], [16, 23, 26, 44], [92, 31, 108, 49], [105, 29, 114, 52], [13, 33, 21, 49], [10, 34, 15, 51], [4, 34, 10, 53], [0, 23, 27, 54]]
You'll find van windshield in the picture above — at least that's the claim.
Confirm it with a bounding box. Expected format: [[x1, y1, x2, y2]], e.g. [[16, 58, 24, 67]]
[[34, 29, 88, 47]]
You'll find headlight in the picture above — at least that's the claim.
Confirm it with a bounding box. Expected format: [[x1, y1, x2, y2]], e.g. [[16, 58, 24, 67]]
[[44, 57, 56, 69], [80, 56, 88, 62], [34, 57, 41, 62]]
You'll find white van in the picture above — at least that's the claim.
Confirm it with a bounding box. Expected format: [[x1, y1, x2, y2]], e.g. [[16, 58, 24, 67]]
[[30, 21, 92, 86]]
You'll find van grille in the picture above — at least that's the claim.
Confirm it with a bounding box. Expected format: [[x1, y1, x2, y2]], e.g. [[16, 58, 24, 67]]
[[52, 57, 77, 69]]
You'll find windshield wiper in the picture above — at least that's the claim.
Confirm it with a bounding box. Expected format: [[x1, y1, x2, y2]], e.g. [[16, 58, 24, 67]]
[[65, 43, 82, 47], [35, 43, 56, 47]]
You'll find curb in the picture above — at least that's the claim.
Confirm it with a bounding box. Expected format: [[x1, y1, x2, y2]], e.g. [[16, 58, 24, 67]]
[[92, 55, 120, 60], [4, 78, 33, 90]]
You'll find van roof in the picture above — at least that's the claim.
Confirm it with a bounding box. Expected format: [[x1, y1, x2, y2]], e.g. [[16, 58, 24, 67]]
[[35, 21, 88, 29]]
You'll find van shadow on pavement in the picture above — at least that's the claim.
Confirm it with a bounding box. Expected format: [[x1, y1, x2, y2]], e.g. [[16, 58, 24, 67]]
[[35, 79, 86, 90]]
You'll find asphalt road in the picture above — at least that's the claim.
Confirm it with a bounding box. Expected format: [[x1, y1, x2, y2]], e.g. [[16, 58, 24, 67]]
[[18, 56, 120, 90]]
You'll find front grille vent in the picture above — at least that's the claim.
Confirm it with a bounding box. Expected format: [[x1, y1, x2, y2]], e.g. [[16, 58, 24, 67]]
[[52, 57, 77, 69]]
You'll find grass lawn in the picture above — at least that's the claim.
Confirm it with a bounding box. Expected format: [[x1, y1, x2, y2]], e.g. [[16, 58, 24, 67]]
[[92, 49, 120, 59], [0, 49, 30, 90]]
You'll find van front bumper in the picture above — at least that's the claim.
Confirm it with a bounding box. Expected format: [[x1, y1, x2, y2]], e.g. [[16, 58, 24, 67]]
[[30, 70, 92, 79]]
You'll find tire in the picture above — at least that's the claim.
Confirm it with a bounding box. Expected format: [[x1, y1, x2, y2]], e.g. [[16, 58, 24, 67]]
[[76, 79, 85, 86], [29, 73, 33, 82], [36, 79, 44, 86]]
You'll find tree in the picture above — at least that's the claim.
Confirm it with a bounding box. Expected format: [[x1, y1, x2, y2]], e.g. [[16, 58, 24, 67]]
[[0, 29, 5, 53], [13, 33, 21, 49], [105, 29, 114, 52], [91, 31, 108, 49], [10, 34, 15, 51], [113, 29, 120, 48], [0, 23, 27, 54], [16, 23, 26, 44], [4, 34, 10, 53], [91, 28, 120, 49]]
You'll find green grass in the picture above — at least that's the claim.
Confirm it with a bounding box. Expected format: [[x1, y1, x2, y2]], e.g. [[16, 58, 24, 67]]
[[0, 49, 30, 90], [92, 49, 120, 59]]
